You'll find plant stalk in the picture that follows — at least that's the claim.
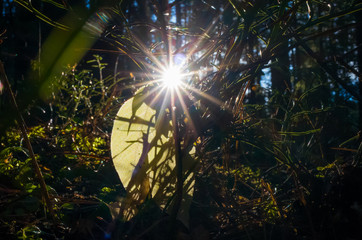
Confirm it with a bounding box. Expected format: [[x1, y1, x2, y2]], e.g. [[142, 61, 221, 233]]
[[170, 95, 183, 234], [0, 61, 56, 223]]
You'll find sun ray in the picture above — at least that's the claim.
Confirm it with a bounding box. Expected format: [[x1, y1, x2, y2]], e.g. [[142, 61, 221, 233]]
[[183, 14, 220, 59], [148, 85, 167, 108], [111, 3, 240, 142], [175, 87, 198, 138], [181, 85, 225, 108]]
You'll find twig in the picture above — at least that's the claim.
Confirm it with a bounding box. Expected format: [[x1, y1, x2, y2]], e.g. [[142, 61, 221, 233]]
[[170, 103, 183, 231], [59, 151, 110, 160], [292, 33, 361, 101], [0, 61, 56, 223], [135, 216, 169, 240]]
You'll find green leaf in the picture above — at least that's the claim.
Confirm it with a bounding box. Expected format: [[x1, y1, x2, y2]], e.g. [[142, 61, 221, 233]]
[[339, 134, 360, 147], [61, 203, 75, 211], [228, 0, 242, 16], [17, 225, 42, 240], [278, 129, 321, 136], [14, 0, 69, 30]]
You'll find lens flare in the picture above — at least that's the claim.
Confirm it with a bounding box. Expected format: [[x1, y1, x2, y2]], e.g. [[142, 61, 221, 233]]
[[161, 66, 182, 89]]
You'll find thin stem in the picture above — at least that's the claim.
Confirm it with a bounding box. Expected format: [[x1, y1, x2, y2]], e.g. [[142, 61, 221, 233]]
[[170, 90, 183, 233], [0, 61, 56, 223]]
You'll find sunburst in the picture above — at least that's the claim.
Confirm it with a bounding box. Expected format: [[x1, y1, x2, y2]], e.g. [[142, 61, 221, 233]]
[[161, 65, 183, 89]]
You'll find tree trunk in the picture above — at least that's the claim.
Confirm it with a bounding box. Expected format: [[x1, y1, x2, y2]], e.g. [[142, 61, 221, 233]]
[[136, 0, 149, 44], [175, 1, 181, 49], [271, 42, 290, 93], [356, 8, 362, 131]]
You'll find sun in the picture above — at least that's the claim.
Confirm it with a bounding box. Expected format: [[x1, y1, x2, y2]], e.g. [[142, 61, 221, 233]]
[[161, 66, 183, 89]]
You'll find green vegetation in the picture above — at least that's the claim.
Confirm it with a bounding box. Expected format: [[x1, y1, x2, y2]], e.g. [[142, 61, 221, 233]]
[[1, 0, 362, 239]]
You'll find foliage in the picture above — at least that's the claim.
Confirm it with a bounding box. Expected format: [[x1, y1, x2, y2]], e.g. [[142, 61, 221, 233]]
[[111, 86, 197, 226], [1, 0, 362, 239], [1, 56, 122, 239]]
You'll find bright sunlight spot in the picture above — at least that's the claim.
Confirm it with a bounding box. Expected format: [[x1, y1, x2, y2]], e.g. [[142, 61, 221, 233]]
[[161, 66, 183, 89]]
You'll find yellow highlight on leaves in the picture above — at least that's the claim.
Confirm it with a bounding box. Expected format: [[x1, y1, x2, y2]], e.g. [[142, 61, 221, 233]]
[[111, 87, 197, 226]]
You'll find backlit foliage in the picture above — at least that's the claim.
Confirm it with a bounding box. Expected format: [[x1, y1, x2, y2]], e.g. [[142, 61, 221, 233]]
[[1, 0, 362, 239]]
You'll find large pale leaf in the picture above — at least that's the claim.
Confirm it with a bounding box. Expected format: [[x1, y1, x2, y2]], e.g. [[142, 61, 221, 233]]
[[111, 87, 197, 226]]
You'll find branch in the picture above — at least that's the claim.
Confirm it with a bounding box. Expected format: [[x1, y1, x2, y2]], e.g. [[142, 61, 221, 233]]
[[293, 35, 361, 101], [169, 100, 183, 235], [0, 61, 57, 223]]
